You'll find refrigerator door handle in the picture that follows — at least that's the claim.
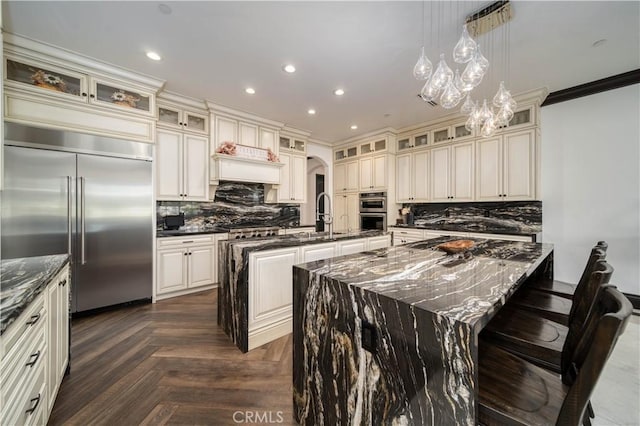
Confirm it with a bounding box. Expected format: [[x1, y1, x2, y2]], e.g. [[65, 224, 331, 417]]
[[80, 176, 87, 265], [66, 176, 72, 255]]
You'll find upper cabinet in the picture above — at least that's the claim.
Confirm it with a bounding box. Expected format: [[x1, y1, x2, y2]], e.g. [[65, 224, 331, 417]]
[[208, 103, 283, 156], [359, 138, 386, 155], [279, 135, 306, 153], [156, 92, 210, 201], [476, 129, 536, 201], [334, 146, 358, 162], [334, 160, 359, 193], [431, 122, 473, 144], [3, 34, 165, 143], [158, 104, 208, 135], [359, 155, 386, 191], [430, 142, 474, 202], [397, 132, 429, 151]]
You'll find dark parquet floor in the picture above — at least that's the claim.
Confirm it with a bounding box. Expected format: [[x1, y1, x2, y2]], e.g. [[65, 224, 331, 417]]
[[48, 289, 295, 426]]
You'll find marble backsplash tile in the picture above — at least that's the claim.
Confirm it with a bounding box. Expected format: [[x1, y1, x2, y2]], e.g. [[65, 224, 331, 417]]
[[403, 201, 542, 234], [157, 181, 300, 230]]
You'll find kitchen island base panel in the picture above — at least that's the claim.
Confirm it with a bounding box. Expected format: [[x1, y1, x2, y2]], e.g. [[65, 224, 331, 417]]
[[293, 267, 476, 425]]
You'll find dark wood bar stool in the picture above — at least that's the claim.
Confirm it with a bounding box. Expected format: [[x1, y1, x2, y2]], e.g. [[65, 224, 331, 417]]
[[507, 244, 608, 325], [480, 259, 613, 373], [528, 242, 608, 299], [478, 287, 633, 426]]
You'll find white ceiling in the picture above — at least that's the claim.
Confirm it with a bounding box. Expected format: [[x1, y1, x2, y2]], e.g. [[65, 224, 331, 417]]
[[3, 1, 639, 144]]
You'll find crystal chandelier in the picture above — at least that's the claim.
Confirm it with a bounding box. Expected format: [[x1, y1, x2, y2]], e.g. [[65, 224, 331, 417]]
[[413, 1, 516, 137]]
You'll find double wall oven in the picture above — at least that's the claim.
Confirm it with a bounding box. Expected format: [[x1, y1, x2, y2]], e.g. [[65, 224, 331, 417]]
[[360, 192, 387, 231]]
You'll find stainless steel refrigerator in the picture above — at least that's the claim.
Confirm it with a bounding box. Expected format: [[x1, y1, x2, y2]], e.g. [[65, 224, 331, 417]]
[[2, 123, 153, 313]]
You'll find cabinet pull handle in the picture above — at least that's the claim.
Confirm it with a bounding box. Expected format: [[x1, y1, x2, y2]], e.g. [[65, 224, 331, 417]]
[[59, 278, 67, 287], [25, 350, 41, 368], [25, 394, 41, 415], [26, 313, 41, 326], [182, 241, 194, 244]]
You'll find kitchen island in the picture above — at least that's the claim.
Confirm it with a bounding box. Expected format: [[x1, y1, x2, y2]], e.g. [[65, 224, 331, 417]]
[[218, 230, 390, 352], [292, 237, 553, 425]]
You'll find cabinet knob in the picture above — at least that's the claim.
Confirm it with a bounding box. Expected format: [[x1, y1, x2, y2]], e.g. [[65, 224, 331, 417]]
[[184, 253, 188, 256], [59, 279, 67, 287], [81, 92, 87, 97], [89, 94, 95, 99]]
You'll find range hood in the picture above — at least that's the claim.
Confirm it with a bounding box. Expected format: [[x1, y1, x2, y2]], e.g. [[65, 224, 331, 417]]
[[209, 153, 284, 200]]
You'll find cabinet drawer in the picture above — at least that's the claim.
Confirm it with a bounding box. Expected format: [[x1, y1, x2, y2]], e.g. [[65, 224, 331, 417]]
[[2, 360, 46, 426], [390, 228, 425, 240], [157, 234, 215, 248], [1, 326, 46, 405], [1, 292, 45, 363]]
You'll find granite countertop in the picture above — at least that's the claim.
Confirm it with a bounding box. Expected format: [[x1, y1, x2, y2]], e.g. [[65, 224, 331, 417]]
[[390, 222, 540, 236], [295, 237, 553, 329], [223, 230, 388, 253], [1, 254, 70, 335]]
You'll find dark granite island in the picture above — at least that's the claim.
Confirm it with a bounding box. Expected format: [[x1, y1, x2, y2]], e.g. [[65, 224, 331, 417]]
[[292, 237, 553, 425], [218, 231, 391, 353]]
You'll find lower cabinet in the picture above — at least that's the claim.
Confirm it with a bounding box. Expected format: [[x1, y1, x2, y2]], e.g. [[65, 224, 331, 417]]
[[247, 235, 391, 350], [156, 234, 227, 299], [1, 263, 70, 426], [47, 265, 70, 413]]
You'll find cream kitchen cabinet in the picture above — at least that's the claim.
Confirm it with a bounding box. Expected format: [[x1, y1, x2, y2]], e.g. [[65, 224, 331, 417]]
[[334, 160, 359, 193], [359, 154, 387, 191], [259, 127, 278, 154], [279, 135, 306, 153], [158, 104, 208, 135], [430, 142, 474, 202], [334, 193, 359, 232], [278, 152, 306, 203], [156, 129, 208, 201], [366, 234, 391, 250], [209, 102, 286, 156], [337, 239, 367, 255], [334, 145, 358, 162], [396, 150, 430, 202], [390, 227, 426, 245], [46, 265, 69, 413], [431, 121, 473, 144], [359, 138, 387, 155], [301, 242, 338, 262], [397, 132, 429, 152], [1, 262, 70, 426], [476, 129, 536, 201], [156, 234, 226, 299], [3, 37, 164, 143]]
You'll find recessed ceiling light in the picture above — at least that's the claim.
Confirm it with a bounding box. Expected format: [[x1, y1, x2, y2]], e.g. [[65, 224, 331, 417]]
[[283, 64, 296, 73], [334, 88, 345, 96], [592, 39, 607, 48], [350, 124, 358, 130], [158, 3, 172, 14], [307, 109, 316, 115], [245, 87, 256, 95], [146, 51, 162, 61]]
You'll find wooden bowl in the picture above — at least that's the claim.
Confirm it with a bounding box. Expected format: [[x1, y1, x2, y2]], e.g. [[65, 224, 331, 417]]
[[437, 240, 475, 254]]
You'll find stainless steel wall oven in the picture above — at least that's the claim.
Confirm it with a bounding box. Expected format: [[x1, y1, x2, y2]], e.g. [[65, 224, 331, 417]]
[[359, 192, 387, 231]]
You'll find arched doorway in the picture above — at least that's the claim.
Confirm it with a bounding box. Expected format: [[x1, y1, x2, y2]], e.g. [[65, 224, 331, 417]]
[[303, 156, 328, 230]]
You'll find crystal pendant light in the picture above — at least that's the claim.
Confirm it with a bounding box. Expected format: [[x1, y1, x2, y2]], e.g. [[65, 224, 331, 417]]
[[453, 24, 478, 64], [455, 69, 475, 93], [460, 58, 483, 88], [430, 54, 454, 91], [420, 78, 440, 102], [465, 101, 481, 132], [492, 81, 511, 107], [496, 105, 514, 126], [475, 44, 490, 73], [460, 94, 474, 115], [479, 99, 493, 124], [481, 115, 498, 138], [440, 76, 463, 109], [413, 46, 432, 80]]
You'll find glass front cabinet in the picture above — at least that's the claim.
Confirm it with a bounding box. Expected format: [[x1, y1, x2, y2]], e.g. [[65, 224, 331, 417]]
[[158, 104, 208, 134], [5, 56, 155, 117], [432, 122, 473, 144]]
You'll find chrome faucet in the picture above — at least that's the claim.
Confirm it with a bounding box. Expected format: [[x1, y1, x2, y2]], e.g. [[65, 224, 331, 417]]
[[316, 192, 333, 239]]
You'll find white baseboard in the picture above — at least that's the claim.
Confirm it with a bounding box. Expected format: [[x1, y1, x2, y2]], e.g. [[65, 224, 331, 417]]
[[248, 318, 292, 351], [155, 283, 218, 301]]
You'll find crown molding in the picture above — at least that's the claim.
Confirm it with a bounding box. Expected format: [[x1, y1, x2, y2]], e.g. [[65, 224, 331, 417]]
[[206, 101, 285, 129], [542, 70, 639, 107], [157, 90, 208, 111], [281, 125, 311, 138], [3, 32, 166, 91], [333, 126, 398, 148]]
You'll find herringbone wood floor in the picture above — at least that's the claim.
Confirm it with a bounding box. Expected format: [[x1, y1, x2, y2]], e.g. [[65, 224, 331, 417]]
[[48, 289, 295, 426]]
